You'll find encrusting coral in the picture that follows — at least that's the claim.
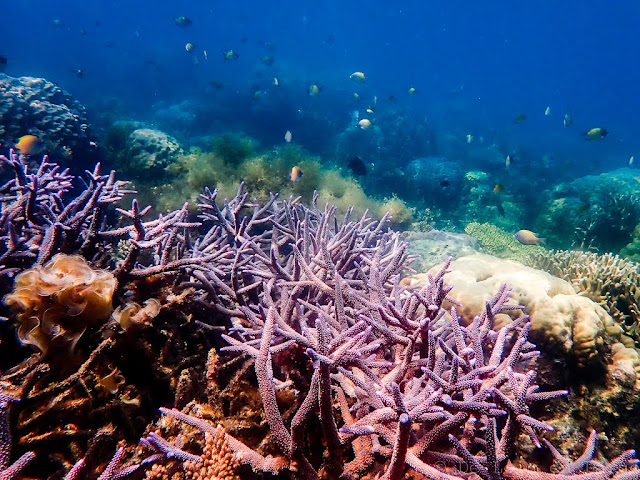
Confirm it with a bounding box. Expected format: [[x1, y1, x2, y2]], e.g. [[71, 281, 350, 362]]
[[3, 254, 116, 355], [464, 221, 545, 262]]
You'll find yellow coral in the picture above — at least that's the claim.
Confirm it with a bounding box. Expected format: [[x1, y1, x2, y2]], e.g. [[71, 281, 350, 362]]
[[3, 254, 116, 355]]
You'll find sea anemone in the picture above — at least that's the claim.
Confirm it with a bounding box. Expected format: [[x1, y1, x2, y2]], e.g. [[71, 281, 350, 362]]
[[3, 254, 116, 356]]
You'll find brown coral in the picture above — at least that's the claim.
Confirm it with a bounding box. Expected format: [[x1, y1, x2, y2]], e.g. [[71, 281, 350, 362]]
[[3, 254, 116, 355]]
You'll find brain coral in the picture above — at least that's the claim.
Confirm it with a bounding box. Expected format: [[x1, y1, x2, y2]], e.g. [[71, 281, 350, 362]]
[[0, 73, 95, 162], [3, 254, 116, 355]]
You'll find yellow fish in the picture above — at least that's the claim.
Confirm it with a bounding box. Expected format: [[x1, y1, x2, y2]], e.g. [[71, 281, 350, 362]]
[[514, 229, 545, 245], [308, 84, 320, 96], [358, 119, 372, 130], [14, 135, 44, 155], [289, 166, 303, 182], [350, 71, 366, 82], [584, 127, 608, 140], [408, 86, 417, 95]]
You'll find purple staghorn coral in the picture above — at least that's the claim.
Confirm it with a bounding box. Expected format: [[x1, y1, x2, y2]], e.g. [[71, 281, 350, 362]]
[[0, 150, 206, 284], [147, 185, 639, 479]]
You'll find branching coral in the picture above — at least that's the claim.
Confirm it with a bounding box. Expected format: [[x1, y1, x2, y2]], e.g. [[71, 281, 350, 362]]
[[530, 250, 640, 344], [3, 254, 116, 355], [1, 151, 639, 480]]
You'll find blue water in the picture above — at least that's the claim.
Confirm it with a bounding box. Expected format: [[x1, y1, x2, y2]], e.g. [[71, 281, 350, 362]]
[[2, 1, 639, 180]]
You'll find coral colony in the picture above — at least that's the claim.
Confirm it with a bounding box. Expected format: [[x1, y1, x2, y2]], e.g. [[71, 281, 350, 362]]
[[0, 148, 639, 480]]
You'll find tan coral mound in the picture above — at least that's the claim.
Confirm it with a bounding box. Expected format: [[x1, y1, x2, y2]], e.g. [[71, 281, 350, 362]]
[[530, 250, 640, 342], [405, 254, 625, 369], [3, 254, 116, 355]]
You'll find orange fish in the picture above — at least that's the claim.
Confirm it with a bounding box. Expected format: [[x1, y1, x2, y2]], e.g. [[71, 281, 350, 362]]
[[514, 229, 545, 245], [14, 135, 44, 155], [289, 166, 303, 182], [493, 184, 503, 193]]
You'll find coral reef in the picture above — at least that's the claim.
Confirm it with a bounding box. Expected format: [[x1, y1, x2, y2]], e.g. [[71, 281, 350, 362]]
[[0, 151, 639, 479], [408, 254, 626, 369], [128, 137, 415, 228], [123, 128, 183, 180], [0, 74, 95, 163], [534, 169, 640, 252], [621, 222, 640, 262], [404, 229, 479, 272], [464, 222, 545, 262], [529, 250, 640, 345]]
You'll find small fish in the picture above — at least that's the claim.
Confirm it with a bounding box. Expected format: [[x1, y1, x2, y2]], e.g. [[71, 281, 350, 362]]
[[347, 156, 367, 176], [466, 134, 473, 144], [308, 84, 320, 96], [514, 113, 526, 124], [544, 106, 551, 116], [358, 118, 372, 130], [514, 229, 545, 245], [493, 184, 503, 193], [290, 166, 303, 182], [440, 180, 450, 188], [185, 42, 195, 53], [261, 55, 275, 66], [505, 154, 513, 168], [71, 68, 84, 78], [223, 50, 239, 61], [630, 156, 635, 167], [497, 203, 505, 216], [366, 107, 375, 114], [14, 135, 44, 155], [584, 127, 608, 140], [284, 130, 292, 143], [350, 71, 366, 83], [80, 28, 88, 36], [203, 50, 208, 60], [563, 110, 573, 127], [408, 86, 417, 95], [209, 79, 223, 90], [273, 77, 279, 86], [52, 19, 64, 28], [174, 16, 192, 27], [0, 55, 6, 72], [352, 92, 360, 102]]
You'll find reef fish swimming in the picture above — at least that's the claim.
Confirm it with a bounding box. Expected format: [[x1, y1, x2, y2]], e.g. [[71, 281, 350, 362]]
[[14, 135, 44, 155], [514, 229, 545, 245]]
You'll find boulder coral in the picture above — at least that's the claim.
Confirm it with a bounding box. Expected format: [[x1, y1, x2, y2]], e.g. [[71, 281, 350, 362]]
[[405, 254, 626, 369], [0, 74, 95, 162], [3, 254, 116, 356]]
